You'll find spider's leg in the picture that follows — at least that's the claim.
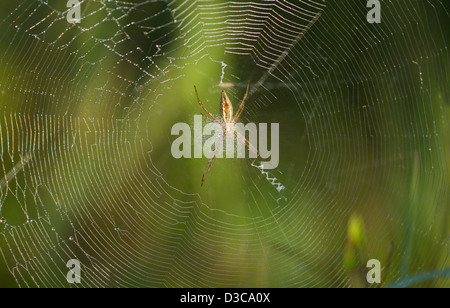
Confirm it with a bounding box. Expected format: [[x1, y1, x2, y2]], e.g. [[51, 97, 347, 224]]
[[234, 129, 261, 159], [195, 86, 217, 121], [201, 113, 215, 122], [201, 155, 216, 187], [201, 129, 224, 186], [233, 80, 250, 123]]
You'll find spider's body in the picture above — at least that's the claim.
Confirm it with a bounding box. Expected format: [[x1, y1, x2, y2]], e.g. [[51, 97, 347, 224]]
[[195, 81, 258, 186], [219, 91, 233, 124]]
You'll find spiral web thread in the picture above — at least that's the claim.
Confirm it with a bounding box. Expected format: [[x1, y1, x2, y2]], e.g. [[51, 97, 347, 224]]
[[0, 0, 448, 287]]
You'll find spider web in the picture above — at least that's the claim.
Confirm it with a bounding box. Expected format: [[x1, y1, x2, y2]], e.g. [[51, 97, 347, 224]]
[[0, 0, 449, 287]]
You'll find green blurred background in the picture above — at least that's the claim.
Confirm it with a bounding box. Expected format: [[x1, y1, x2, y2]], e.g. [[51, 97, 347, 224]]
[[0, 0, 449, 287]]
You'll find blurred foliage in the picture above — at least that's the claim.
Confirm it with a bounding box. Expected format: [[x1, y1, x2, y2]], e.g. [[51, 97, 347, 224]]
[[0, 0, 449, 288]]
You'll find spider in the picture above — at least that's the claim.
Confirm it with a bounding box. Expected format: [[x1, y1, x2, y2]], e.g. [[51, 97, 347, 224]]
[[194, 81, 261, 186]]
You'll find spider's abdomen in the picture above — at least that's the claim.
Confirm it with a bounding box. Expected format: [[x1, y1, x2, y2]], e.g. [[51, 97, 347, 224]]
[[220, 91, 233, 123]]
